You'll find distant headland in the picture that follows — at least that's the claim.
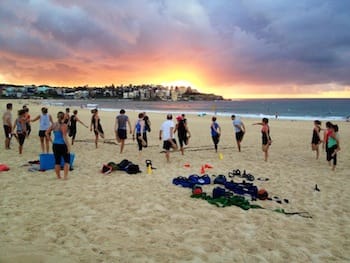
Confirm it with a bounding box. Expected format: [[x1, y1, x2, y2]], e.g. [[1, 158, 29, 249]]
[[0, 83, 224, 101]]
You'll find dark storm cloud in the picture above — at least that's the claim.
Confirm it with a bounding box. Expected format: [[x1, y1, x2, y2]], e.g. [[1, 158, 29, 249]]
[[0, 0, 349, 92], [202, 0, 350, 86]]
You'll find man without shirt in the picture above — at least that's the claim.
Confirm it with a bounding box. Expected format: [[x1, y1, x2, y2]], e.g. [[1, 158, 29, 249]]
[[3, 103, 13, 149]]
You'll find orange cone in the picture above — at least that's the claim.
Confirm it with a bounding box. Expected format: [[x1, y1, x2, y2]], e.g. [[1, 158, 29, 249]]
[[204, 163, 213, 169], [200, 165, 206, 174]]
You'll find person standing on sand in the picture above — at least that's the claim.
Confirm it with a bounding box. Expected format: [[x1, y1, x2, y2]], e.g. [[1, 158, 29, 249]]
[[322, 121, 333, 161], [327, 124, 340, 171], [210, 116, 221, 153], [12, 109, 27, 154], [253, 118, 272, 162], [23, 105, 31, 137], [46, 111, 71, 180], [231, 115, 245, 152], [69, 110, 88, 145], [115, 109, 132, 154], [64, 108, 70, 125], [132, 112, 147, 155], [2, 103, 13, 149], [90, 109, 104, 148], [31, 107, 53, 153], [143, 112, 151, 146], [311, 120, 322, 159], [159, 114, 178, 162], [174, 115, 191, 155]]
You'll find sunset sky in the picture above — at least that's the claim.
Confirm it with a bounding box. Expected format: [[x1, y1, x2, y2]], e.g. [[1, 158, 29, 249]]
[[1, 0, 350, 99]]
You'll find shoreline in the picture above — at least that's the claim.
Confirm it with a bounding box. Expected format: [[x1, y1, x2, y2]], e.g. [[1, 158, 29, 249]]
[[13, 98, 350, 121]]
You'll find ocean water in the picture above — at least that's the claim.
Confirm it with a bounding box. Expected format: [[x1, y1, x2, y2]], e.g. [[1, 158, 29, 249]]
[[43, 98, 350, 121]]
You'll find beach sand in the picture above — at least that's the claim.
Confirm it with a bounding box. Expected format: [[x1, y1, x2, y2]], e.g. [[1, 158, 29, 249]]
[[1, 100, 349, 262]]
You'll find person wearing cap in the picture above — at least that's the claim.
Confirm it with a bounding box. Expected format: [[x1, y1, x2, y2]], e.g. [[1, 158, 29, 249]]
[[31, 107, 54, 153], [159, 114, 178, 162], [231, 115, 245, 152], [174, 115, 191, 155]]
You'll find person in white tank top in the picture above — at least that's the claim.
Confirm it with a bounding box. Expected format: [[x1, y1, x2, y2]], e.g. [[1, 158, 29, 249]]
[[31, 107, 53, 153]]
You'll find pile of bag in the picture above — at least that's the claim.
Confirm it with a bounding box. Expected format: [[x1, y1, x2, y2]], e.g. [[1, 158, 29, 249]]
[[102, 159, 141, 175]]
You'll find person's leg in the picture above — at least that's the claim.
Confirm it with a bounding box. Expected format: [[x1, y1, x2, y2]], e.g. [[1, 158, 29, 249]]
[[165, 151, 170, 162], [237, 140, 241, 152], [235, 132, 242, 152], [55, 165, 61, 179], [330, 146, 337, 171], [212, 136, 217, 152], [326, 147, 332, 166], [178, 137, 184, 155], [71, 132, 76, 145], [63, 163, 69, 179], [53, 145, 61, 179], [143, 132, 148, 148], [18, 134, 25, 154], [120, 139, 125, 153], [5, 135, 10, 149], [40, 137, 45, 152], [4, 126, 11, 149], [94, 131, 99, 148], [262, 145, 269, 161], [137, 136, 142, 151], [45, 136, 50, 153]]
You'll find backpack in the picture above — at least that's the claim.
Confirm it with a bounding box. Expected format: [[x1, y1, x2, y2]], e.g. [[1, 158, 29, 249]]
[[214, 174, 227, 185], [117, 159, 131, 170], [125, 163, 141, 174]]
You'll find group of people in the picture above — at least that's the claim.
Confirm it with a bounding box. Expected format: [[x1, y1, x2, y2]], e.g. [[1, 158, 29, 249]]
[[311, 120, 340, 170], [3, 102, 342, 180], [2, 103, 88, 179], [89, 108, 192, 162], [208, 115, 271, 162]]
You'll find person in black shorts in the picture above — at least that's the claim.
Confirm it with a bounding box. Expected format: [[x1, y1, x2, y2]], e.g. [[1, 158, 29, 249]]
[[13, 109, 27, 154], [90, 109, 104, 148], [3, 103, 13, 149], [115, 109, 132, 154], [174, 115, 191, 155], [69, 110, 88, 145], [231, 115, 246, 152], [253, 118, 271, 162], [311, 120, 322, 159]]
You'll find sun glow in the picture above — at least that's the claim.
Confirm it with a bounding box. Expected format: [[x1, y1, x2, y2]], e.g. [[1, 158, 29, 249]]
[[161, 80, 194, 88], [0, 74, 6, 83], [155, 68, 205, 92]]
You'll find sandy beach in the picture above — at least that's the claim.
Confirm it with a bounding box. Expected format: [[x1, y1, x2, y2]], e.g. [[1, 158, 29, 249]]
[[0, 99, 349, 263]]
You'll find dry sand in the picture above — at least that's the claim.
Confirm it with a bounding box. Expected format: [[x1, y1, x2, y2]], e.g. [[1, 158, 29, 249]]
[[0, 99, 349, 262]]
